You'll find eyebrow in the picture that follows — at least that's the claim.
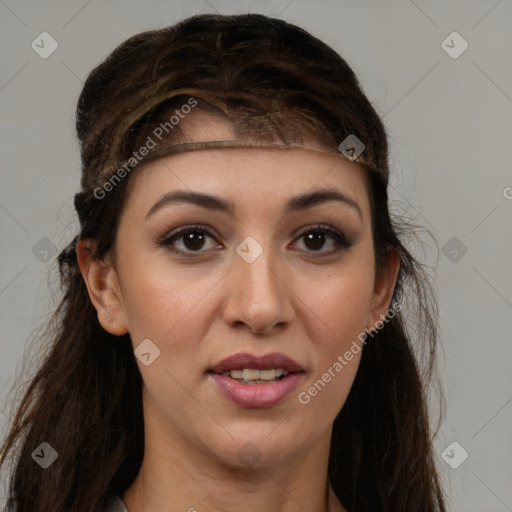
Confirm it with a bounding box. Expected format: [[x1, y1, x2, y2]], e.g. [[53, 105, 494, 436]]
[[145, 187, 363, 221]]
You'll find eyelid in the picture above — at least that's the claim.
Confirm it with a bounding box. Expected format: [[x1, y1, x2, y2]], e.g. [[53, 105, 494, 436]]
[[158, 224, 221, 254], [292, 223, 350, 242], [158, 223, 352, 256], [290, 223, 352, 254]]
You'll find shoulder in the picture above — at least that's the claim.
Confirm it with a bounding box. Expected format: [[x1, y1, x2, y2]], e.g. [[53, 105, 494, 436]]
[[1, 493, 128, 512]]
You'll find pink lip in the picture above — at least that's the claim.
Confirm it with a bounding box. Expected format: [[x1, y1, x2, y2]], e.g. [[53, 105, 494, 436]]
[[209, 352, 304, 374], [210, 373, 304, 408], [208, 352, 305, 408]]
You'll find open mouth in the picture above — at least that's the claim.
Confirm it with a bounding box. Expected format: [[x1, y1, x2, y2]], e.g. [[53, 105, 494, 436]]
[[208, 352, 305, 407], [216, 368, 293, 385]]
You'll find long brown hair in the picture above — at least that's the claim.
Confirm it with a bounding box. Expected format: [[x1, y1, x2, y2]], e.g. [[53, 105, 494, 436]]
[[0, 13, 446, 511]]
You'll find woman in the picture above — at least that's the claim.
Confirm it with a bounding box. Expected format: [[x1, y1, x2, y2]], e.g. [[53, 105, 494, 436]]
[[0, 13, 446, 512]]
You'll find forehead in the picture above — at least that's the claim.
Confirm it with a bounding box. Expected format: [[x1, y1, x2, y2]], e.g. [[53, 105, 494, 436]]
[[123, 109, 371, 219], [126, 147, 371, 222]]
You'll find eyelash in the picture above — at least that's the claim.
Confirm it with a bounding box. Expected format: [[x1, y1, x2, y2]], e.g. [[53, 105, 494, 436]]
[[158, 223, 352, 258]]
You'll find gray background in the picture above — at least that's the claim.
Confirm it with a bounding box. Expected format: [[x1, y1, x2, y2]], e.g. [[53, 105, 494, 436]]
[[1, 1, 511, 510]]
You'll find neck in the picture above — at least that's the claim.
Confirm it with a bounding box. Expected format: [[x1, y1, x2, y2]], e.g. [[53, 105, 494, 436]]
[[122, 391, 346, 512], [122, 432, 346, 512], [123, 468, 345, 512]]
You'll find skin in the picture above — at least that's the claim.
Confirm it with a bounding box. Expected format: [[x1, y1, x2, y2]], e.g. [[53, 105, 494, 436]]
[[78, 111, 399, 512]]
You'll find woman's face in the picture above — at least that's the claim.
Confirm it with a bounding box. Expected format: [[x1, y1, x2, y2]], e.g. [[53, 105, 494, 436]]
[[90, 112, 398, 470]]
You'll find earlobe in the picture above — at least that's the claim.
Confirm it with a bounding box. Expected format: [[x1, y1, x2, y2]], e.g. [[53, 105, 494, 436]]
[[367, 248, 401, 332], [76, 239, 129, 336]]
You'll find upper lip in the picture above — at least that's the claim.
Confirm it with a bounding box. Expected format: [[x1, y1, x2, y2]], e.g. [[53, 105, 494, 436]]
[[209, 352, 304, 374]]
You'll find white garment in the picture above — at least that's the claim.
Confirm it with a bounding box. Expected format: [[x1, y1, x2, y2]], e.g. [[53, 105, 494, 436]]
[[104, 493, 129, 512]]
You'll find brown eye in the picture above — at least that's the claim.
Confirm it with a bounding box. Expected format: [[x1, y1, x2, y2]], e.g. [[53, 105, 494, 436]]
[[179, 231, 208, 251], [158, 223, 351, 258], [292, 225, 352, 255], [159, 225, 221, 254]]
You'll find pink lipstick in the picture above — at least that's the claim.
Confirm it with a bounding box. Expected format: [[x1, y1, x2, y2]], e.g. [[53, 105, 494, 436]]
[[208, 352, 305, 408]]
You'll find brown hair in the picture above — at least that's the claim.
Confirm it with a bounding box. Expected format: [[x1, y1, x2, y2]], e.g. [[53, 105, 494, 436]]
[[0, 13, 446, 511]]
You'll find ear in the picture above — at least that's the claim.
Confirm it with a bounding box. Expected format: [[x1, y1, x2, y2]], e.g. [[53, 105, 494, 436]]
[[76, 239, 129, 336], [366, 248, 400, 332]]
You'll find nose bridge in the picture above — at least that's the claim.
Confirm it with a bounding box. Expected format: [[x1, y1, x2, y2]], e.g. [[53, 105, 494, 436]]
[[223, 234, 294, 332], [237, 235, 278, 293]]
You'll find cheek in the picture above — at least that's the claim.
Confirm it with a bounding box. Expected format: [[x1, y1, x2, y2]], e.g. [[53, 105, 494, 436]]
[[118, 258, 222, 348], [294, 253, 374, 414], [301, 250, 375, 347], [296, 283, 367, 422], [120, 242, 375, 351], [308, 274, 370, 379]]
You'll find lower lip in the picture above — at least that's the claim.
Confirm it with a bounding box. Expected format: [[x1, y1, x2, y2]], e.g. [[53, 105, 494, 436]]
[[209, 373, 304, 408]]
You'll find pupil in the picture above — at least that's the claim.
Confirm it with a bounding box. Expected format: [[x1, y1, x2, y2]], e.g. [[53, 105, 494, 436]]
[[184, 231, 204, 250], [181, 231, 326, 251], [305, 232, 325, 250]]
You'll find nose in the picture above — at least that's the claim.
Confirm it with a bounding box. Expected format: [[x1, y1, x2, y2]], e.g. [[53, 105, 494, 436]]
[[222, 241, 295, 335]]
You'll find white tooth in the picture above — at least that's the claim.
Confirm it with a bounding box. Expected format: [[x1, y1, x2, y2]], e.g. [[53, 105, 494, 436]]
[[259, 369, 276, 380], [243, 369, 260, 380], [230, 369, 244, 379], [274, 368, 285, 377]]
